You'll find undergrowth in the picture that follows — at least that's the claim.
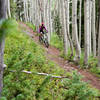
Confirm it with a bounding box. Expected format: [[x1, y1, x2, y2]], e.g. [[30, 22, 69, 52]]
[[26, 22, 36, 32], [1, 21, 99, 100], [50, 33, 64, 51], [50, 33, 100, 78]]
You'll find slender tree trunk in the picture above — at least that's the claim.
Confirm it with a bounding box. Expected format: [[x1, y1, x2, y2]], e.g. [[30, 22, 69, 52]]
[[48, 0, 51, 43], [65, 0, 70, 48], [23, 0, 27, 22], [62, 0, 68, 55], [98, 0, 100, 67], [79, 0, 82, 46], [84, 0, 90, 67], [92, 0, 96, 57], [89, 0, 92, 55], [0, 0, 6, 97], [72, 0, 81, 62], [7, 0, 11, 18]]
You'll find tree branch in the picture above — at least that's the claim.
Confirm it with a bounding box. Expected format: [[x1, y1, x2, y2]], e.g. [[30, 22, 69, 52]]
[[10, 70, 69, 79]]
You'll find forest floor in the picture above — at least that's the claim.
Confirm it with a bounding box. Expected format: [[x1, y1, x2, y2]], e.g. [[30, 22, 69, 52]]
[[20, 22, 100, 91]]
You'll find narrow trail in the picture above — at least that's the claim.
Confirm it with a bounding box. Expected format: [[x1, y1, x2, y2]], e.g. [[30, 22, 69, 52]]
[[20, 22, 100, 91]]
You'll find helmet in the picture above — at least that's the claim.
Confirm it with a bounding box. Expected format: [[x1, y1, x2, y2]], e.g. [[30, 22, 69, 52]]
[[41, 22, 44, 25]]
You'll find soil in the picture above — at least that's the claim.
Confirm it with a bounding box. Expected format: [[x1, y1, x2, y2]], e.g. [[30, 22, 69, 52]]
[[20, 22, 100, 91]]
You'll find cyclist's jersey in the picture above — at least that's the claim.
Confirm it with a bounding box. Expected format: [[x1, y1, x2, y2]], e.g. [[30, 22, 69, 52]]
[[39, 25, 48, 34]]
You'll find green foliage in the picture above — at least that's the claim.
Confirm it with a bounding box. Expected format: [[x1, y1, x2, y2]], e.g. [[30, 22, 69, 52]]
[[26, 22, 36, 32], [63, 72, 98, 100], [10, 0, 17, 18], [60, 48, 75, 62], [0, 97, 7, 100], [50, 33, 64, 51], [3, 26, 66, 100], [0, 19, 18, 40], [90, 67, 100, 78], [79, 51, 84, 68], [35, 75, 51, 99], [2, 22, 99, 100], [79, 54, 100, 77], [16, 94, 24, 100], [53, 14, 62, 39], [88, 56, 98, 68]]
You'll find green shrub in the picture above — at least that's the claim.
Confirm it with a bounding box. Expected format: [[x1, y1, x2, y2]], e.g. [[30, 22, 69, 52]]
[[50, 33, 64, 51], [26, 22, 36, 32], [10, 0, 17, 18], [0, 97, 7, 100], [2, 24, 66, 100], [90, 67, 100, 78], [16, 94, 24, 100], [88, 56, 98, 68], [2, 21, 99, 100], [63, 72, 99, 100], [53, 14, 62, 39]]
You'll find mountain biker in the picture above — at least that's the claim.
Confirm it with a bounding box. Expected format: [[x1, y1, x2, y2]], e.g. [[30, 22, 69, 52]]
[[38, 22, 49, 48], [38, 22, 48, 34]]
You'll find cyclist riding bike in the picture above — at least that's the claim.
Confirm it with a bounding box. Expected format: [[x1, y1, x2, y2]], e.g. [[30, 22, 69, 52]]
[[38, 22, 48, 35], [38, 23, 49, 48]]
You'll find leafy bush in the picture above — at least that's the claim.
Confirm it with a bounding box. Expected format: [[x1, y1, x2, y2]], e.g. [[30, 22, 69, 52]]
[[26, 22, 36, 32], [90, 67, 100, 78], [53, 14, 62, 39], [2, 23, 66, 100], [63, 72, 99, 100], [10, 0, 17, 18], [88, 56, 98, 68], [2, 21, 99, 100], [0, 97, 7, 100], [50, 33, 64, 51], [0, 19, 18, 39]]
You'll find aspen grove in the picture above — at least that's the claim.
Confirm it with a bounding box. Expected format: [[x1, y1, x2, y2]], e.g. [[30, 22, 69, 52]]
[[0, 0, 100, 99]]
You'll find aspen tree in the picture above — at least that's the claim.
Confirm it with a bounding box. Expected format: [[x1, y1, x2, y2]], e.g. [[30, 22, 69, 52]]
[[62, 0, 68, 55], [7, 0, 11, 18], [89, 0, 92, 55], [0, 0, 6, 97], [92, 0, 96, 57], [47, 0, 52, 43], [66, 0, 70, 38], [84, 0, 90, 67], [72, 0, 81, 62], [79, 0, 82, 46], [98, 0, 100, 67], [23, 0, 27, 22]]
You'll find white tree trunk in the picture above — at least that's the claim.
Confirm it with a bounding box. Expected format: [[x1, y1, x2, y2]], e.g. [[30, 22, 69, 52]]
[[79, 0, 82, 46], [23, 0, 27, 22], [65, 0, 70, 48], [0, 0, 6, 97], [62, 0, 68, 55], [7, 0, 11, 18], [89, 0, 92, 55], [72, 0, 81, 61], [84, 0, 90, 67], [98, 0, 100, 67], [92, 0, 96, 57]]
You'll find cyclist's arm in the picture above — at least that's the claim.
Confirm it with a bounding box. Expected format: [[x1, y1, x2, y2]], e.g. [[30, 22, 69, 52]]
[[44, 27, 48, 33], [38, 26, 41, 33]]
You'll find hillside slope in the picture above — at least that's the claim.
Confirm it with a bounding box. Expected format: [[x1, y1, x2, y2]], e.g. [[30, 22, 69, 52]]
[[20, 22, 100, 91], [2, 22, 99, 100]]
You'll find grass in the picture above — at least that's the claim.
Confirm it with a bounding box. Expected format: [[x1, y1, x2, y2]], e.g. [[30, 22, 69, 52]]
[[50, 33, 64, 51], [26, 22, 36, 32], [1, 21, 99, 100], [2, 21, 68, 100], [50, 32, 100, 78]]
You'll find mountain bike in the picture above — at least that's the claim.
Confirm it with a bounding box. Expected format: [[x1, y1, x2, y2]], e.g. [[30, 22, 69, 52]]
[[39, 31, 49, 48]]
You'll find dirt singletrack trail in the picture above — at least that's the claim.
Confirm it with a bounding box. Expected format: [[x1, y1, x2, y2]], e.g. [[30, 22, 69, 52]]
[[20, 22, 100, 91]]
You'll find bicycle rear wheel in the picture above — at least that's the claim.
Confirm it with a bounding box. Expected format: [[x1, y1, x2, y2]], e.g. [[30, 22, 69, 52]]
[[44, 38, 49, 48]]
